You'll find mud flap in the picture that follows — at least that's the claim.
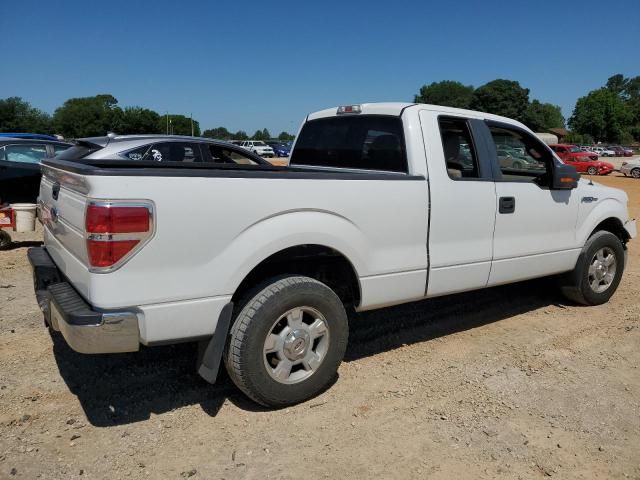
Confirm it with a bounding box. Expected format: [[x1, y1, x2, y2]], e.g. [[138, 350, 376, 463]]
[[197, 302, 234, 384]]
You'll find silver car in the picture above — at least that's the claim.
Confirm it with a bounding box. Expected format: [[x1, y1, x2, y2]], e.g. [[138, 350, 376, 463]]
[[620, 158, 640, 178], [55, 135, 270, 166]]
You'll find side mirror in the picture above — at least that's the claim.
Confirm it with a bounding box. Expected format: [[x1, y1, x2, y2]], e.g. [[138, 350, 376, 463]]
[[551, 162, 579, 189]]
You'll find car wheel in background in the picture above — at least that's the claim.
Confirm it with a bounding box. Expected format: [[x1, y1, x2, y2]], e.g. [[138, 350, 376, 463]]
[[224, 275, 349, 407], [587, 166, 598, 175], [0, 230, 12, 250], [631, 168, 640, 179]]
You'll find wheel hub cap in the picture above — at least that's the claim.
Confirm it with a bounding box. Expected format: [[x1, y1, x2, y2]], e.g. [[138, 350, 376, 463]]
[[283, 329, 310, 360], [263, 306, 331, 384], [588, 247, 617, 293]]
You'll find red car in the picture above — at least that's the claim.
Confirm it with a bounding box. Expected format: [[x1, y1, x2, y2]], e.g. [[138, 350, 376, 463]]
[[549, 144, 614, 175]]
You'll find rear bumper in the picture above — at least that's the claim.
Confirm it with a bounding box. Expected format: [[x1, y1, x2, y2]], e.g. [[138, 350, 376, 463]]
[[28, 247, 140, 354]]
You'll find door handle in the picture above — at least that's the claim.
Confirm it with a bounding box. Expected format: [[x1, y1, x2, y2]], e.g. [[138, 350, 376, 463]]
[[499, 196, 515, 214]]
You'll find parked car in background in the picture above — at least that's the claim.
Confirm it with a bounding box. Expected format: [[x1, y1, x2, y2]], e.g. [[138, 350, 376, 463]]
[[600, 147, 616, 157], [620, 159, 640, 178], [549, 144, 598, 161], [549, 144, 614, 175], [57, 135, 269, 165], [0, 137, 72, 203], [0, 133, 60, 141], [266, 141, 291, 157], [609, 145, 633, 157], [239, 140, 275, 158]]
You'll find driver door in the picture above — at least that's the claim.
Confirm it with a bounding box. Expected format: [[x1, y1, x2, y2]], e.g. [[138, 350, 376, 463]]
[[485, 123, 581, 286]]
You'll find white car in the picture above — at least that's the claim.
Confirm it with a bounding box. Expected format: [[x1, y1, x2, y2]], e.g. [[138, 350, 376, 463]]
[[30, 102, 636, 407], [600, 147, 616, 157], [620, 159, 640, 178], [239, 140, 274, 158]]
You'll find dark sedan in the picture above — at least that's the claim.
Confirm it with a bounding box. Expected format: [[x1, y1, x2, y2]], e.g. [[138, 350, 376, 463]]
[[0, 138, 72, 203]]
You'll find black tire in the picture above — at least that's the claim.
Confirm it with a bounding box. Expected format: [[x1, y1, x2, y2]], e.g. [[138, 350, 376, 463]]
[[224, 276, 348, 407], [513, 161, 522, 169], [0, 230, 12, 250], [587, 166, 598, 175], [631, 168, 640, 179], [559, 231, 625, 305]]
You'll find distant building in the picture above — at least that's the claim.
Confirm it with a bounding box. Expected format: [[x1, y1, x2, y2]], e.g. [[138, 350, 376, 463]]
[[535, 132, 558, 145]]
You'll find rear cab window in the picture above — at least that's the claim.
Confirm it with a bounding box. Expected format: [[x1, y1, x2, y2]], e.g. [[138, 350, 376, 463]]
[[290, 115, 407, 173]]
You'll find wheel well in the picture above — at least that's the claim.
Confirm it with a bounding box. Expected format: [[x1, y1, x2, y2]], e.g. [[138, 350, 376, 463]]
[[232, 245, 361, 308], [592, 217, 630, 244]]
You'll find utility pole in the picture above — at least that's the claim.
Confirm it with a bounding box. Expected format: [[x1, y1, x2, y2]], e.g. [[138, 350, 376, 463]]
[[166, 112, 169, 135], [191, 113, 194, 137]]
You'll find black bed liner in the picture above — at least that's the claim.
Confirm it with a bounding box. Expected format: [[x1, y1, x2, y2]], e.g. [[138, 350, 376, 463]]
[[41, 158, 424, 181]]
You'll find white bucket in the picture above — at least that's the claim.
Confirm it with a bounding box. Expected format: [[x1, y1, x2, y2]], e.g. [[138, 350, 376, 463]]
[[10, 203, 37, 232]]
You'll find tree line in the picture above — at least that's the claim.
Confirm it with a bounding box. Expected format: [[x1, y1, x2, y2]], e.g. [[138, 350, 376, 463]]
[[414, 74, 640, 144], [0, 94, 295, 141]]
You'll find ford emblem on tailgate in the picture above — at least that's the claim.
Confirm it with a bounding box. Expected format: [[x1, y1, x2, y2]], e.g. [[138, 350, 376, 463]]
[[52, 182, 60, 200]]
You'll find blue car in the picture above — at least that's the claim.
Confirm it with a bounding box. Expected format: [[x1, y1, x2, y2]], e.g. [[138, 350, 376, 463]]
[[0, 137, 72, 203], [0, 133, 60, 141], [266, 141, 291, 157]]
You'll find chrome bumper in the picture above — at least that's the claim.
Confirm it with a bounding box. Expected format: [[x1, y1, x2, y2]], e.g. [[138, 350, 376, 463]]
[[28, 247, 140, 354]]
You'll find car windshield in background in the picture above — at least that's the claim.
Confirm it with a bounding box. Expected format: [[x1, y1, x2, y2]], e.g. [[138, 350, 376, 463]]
[[291, 115, 407, 172], [2, 144, 48, 164], [569, 146, 582, 153], [254, 141, 267, 146]]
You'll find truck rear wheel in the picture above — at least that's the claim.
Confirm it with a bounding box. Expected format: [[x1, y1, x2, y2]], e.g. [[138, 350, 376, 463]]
[[559, 231, 625, 305], [224, 276, 348, 407]]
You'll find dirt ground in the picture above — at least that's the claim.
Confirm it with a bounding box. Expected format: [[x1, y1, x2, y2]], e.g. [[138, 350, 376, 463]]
[[1, 167, 640, 479]]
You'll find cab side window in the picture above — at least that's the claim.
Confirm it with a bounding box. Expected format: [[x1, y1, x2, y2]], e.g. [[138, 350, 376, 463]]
[[489, 126, 551, 182], [438, 118, 480, 179]]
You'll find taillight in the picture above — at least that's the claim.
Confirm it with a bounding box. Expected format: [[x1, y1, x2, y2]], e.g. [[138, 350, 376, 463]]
[[85, 201, 153, 271]]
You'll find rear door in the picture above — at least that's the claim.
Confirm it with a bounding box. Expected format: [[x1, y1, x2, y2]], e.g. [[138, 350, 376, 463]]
[[419, 111, 498, 297], [485, 122, 581, 285]]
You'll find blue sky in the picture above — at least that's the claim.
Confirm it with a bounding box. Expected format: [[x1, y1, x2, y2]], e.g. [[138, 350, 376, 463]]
[[1, 0, 639, 135]]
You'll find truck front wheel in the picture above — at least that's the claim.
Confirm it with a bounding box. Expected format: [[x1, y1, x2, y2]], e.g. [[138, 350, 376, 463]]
[[224, 276, 349, 407], [559, 231, 625, 305]]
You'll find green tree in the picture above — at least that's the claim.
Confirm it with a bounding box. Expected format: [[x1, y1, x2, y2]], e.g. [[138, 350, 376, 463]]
[[233, 130, 249, 140], [606, 74, 628, 97], [277, 131, 295, 141], [202, 127, 232, 139], [569, 88, 632, 143], [159, 114, 200, 136], [53, 94, 122, 138], [119, 107, 161, 134], [413, 80, 474, 109], [261, 128, 271, 140], [470, 79, 530, 122], [523, 100, 565, 131], [0, 97, 52, 133]]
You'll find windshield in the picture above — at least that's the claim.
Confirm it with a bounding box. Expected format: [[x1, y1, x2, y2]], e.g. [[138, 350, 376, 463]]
[[254, 141, 267, 146], [569, 146, 582, 153]]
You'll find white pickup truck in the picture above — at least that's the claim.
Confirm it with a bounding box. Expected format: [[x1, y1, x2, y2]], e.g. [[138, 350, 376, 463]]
[[30, 103, 636, 407]]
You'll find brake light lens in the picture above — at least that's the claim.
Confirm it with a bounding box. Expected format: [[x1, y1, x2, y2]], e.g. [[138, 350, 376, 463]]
[[85, 202, 153, 270], [86, 205, 150, 233], [337, 105, 362, 114]]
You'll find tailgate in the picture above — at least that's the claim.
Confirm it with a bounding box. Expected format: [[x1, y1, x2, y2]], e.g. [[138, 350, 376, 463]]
[[39, 166, 92, 293]]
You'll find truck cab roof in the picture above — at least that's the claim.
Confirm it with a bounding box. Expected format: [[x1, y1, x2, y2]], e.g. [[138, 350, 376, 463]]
[[306, 102, 530, 131]]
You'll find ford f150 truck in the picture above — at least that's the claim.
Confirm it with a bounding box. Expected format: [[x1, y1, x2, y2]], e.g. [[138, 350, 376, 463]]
[[29, 103, 636, 407]]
